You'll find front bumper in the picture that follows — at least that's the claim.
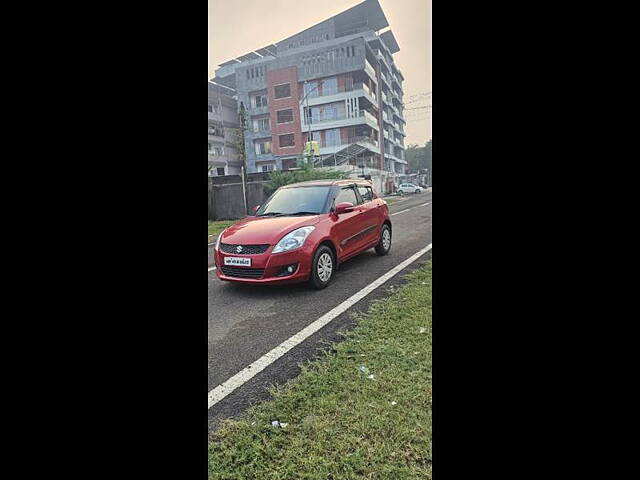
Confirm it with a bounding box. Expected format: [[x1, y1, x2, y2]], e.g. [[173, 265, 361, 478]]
[[214, 242, 315, 284]]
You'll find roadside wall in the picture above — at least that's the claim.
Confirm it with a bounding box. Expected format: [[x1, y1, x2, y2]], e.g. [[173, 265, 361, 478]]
[[208, 174, 269, 220]]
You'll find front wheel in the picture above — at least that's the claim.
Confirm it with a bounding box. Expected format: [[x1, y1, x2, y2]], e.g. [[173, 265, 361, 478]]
[[309, 245, 335, 290], [375, 224, 392, 256]]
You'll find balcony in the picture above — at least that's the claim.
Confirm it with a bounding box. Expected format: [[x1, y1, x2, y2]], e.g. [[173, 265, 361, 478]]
[[380, 74, 392, 91], [375, 51, 391, 73], [364, 60, 376, 82], [249, 104, 269, 116], [303, 109, 379, 132], [317, 135, 380, 156], [303, 82, 377, 107], [208, 128, 225, 139]]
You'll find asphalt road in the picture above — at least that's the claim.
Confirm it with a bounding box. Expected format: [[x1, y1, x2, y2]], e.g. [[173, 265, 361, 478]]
[[208, 191, 432, 431]]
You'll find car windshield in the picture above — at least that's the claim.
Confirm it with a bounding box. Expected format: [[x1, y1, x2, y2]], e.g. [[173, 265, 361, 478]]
[[256, 186, 331, 216]]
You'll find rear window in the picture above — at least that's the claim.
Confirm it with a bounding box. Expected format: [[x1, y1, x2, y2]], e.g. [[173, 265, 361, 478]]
[[358, 186, 374, 202]]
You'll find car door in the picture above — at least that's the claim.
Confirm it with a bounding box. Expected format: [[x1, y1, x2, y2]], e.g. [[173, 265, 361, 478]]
[[331, 185, 367, 259], [356, 184, 382, 247]]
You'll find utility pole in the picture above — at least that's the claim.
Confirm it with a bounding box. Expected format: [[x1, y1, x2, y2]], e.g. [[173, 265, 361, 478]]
[[241, 166, 248, 216], [300, 80, 323, 166]]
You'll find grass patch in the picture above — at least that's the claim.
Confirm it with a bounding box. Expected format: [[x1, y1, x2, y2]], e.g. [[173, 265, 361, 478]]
[[208, 220, 238, 237], [208, 261, 432, 479], [385, 197, 401, 206]]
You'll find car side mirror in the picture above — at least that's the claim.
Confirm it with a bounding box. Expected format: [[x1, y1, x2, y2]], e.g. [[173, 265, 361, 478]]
[[334, 202, 354, 215]]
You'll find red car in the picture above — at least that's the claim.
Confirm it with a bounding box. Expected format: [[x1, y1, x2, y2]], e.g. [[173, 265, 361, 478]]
[[214, 179, 392, 289]]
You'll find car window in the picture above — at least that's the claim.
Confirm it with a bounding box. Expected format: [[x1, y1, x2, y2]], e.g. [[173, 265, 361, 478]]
[[257, 186, 331, 216], [358, 186, 374, 202], [335, 186, 358, 206]]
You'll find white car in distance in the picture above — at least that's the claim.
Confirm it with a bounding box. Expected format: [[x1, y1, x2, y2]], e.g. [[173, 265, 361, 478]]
[[398, 183, 422, 194]]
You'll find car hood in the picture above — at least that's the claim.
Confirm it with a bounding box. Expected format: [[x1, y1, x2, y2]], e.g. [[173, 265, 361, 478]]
[[219, 215, 321, 245]]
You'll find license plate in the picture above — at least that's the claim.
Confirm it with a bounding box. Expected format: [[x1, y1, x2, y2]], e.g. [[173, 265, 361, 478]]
[[224, 257, 251, 267]]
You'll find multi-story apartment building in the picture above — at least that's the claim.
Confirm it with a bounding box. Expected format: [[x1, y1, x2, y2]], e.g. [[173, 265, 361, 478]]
[[208, 81, 243, 176], [211, 0, 407, 186]]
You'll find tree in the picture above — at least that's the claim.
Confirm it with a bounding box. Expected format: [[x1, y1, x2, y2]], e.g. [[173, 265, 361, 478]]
[[405, 140, 432, 174], [234, 103, 248, 173], [264, 162, 350, 196]]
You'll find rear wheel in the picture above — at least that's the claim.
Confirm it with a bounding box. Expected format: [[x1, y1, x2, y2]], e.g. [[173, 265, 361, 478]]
[[415, 188, 421, 194], [309, 245, 335, 290], [375, 224, 392, 256]]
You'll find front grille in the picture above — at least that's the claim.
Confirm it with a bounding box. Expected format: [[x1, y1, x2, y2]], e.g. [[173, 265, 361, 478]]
[[220, 243, 270, 255], [220, 266, 265, 279]]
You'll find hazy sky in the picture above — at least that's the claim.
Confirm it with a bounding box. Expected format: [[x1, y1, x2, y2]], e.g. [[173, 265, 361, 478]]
[[208, 0, 431, 146]]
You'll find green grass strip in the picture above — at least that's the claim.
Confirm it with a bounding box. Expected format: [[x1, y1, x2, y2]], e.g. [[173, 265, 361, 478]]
[[208, 261, 432, 479], [208, 220, 238, 237]]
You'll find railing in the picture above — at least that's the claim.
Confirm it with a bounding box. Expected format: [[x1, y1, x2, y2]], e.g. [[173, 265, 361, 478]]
[[316, 135, 379, 149], [304, 82, 376, 101], [251, 124, 271, 134], [365, 60, 376, 79], [303, 109, 378, 126]]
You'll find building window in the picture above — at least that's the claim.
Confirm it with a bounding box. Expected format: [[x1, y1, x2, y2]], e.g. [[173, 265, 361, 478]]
[[208, 143, 212, 151], [322, 77, 338, 95], [325, 128, 340, 147], [261, 164, 275, 172], [274, 83, 291, 99], [255, 139, 272, 155], [304, 81, 319, 99], [217, 168, 225, 176], [279, 134, 295, 148], [209, 125, 224, 136], [252, 94, 268, 108], [208, 104, 213, 112], [252, 117, 270, 132], [276, 109, 294, 124]]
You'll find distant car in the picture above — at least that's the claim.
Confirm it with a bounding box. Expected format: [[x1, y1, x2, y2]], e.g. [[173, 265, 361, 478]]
[[398, 183, 422, 194], [214, 179, 392, 289]]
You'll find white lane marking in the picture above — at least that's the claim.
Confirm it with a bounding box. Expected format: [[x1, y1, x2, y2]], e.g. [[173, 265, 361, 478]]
[[391, 207, 412, 216], [208, 266, 216, 272], [420, 202, 432, 207], [208, 243, 433, 409], [208, 243, 215, 246]]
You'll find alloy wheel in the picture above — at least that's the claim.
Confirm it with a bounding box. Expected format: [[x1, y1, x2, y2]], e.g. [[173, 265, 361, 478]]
[[317, 252, 333, 282]]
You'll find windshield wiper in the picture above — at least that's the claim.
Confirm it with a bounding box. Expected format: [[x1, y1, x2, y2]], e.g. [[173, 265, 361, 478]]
[[257, 212, 284, 217], [286, 211, 319, 216]]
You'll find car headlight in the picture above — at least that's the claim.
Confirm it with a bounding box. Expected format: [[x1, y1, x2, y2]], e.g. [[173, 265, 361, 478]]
[[272, 226, 315, 254]]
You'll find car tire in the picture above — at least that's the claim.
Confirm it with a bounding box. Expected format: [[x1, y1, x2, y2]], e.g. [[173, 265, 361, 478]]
[[309, 245, 335, 290], [375, 224, 392, 256], [415, 189, 421, 194]]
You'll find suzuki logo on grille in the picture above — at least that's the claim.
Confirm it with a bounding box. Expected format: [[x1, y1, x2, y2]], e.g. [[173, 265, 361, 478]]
[[236, 245, 243, 253]]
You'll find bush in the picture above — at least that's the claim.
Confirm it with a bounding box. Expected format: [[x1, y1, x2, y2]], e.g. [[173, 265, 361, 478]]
[[264, 160, 350, 196]]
